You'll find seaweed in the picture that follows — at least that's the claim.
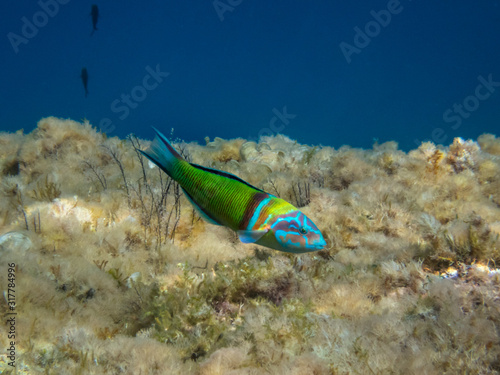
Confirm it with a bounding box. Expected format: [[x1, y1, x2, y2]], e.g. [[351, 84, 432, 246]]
[[266, 177, 281, 197], [15, 185, 29, 230], [127, 134, 184, 249], [102, 143, 131, 207], [2, 118, 500, 374], [107, 267, 129, 289], [82, 161, 107, 190], [132, 257, 300, 361], [291, 180, 311, 207], [33, 210, 41, 233], [2, 159, 20, 176], [378, 152, 398, 175], [426, 149, 445, 175], [302, 145, 318, 165], [31, 175, 61, 202]]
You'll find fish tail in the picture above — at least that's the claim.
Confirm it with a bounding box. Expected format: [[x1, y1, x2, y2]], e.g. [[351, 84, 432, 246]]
[[140, 127, 184, 180]]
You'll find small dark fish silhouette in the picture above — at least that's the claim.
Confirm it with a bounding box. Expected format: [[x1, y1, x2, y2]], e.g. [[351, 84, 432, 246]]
[[90, 5, 99, 36], [81, 68, 89, 97]]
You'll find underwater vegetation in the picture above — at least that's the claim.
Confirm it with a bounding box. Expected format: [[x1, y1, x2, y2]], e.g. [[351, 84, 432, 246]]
[[0, 117, 499, 374]]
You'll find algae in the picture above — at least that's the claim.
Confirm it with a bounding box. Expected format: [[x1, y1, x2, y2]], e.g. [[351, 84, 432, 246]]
[[0, 118, 499, 374]]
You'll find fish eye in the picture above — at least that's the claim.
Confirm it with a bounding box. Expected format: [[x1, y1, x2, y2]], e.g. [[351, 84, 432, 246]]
[[299, 227, 307, 234]]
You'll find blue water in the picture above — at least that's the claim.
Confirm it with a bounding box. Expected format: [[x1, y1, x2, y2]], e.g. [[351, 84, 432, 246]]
[[1, 1, 499, 150]]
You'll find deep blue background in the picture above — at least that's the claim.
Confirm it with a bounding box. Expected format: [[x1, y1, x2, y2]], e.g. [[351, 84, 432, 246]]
[[1, 1, 499, 150]]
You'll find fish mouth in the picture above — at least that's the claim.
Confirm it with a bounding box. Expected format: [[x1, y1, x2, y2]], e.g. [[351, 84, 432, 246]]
[[307, 243, 326, 251], [313, 240, 327, 250]]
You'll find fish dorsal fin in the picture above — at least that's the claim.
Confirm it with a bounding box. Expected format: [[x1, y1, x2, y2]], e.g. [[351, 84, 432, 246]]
[[189, 163, 265, 193], [237, 229, 269, 244], [181, 187, 222, 226]]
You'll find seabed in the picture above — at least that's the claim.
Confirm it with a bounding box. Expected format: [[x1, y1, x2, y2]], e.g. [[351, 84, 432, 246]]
[[0, 117, 499, 374]]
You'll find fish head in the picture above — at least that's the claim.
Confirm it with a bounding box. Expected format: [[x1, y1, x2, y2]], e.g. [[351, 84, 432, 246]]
[[268, 210, 326, 253]]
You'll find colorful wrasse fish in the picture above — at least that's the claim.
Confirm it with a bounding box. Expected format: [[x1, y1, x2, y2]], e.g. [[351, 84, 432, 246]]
[[140, 128, 326, 253]]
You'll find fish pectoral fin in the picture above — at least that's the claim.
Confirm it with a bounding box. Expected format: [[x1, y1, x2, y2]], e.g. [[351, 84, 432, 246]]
[[237, 229, 269, 244]]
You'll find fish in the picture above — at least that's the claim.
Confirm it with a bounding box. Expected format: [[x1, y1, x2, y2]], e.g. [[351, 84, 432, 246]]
[[80, 67, 89, 98], [140, 128, 327, 253], [90, 5, 99, 36]]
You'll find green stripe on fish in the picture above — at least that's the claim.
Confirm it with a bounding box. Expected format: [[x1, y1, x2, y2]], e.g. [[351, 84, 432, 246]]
[[140, 128, 326, 253]]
